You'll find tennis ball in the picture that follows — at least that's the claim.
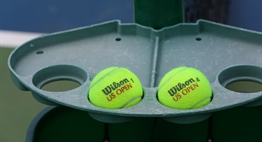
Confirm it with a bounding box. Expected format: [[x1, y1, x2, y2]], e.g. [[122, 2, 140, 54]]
[[88, 67, 143, 109], [157, 66, 212, 109]]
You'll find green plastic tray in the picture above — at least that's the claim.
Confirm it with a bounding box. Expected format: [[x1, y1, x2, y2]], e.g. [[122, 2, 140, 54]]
[[8, 20, 262, 124]]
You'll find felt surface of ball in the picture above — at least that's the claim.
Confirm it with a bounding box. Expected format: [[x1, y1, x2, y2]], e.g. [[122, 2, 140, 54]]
[[157, 66, 212, 109], [88, 67, 143, 109]]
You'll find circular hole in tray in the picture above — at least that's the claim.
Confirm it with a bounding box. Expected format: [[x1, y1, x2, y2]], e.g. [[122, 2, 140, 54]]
[[226, 81, 262, 93], [36, 51, 44, 55], [218, 65, 262, 93], [41, 80, 81, 92], [33, 65, 88, 92], [115, 38, 121, 41], [195, 37, 202, 41]]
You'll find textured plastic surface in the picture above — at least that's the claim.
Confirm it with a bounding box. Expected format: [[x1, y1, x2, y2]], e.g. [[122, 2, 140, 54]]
[[8, 20, 262, 123]]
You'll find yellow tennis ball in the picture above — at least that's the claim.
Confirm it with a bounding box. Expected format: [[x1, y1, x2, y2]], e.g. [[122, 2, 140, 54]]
[[88, 67, 143, 109], [157, 66, 212, 109]]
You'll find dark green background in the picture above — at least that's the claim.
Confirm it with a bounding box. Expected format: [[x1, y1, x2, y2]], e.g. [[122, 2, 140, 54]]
[[30, 106, 262, 142]]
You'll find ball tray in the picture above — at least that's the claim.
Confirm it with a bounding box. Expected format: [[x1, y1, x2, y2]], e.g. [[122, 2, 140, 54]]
[[8, 20, 262, 124]]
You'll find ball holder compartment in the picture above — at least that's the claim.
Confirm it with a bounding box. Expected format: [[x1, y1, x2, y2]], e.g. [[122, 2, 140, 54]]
[[8, 20, 262, 124]]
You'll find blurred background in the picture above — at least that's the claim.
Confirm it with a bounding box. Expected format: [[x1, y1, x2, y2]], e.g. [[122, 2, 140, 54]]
[[1, 0, 261, 34]]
